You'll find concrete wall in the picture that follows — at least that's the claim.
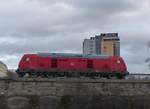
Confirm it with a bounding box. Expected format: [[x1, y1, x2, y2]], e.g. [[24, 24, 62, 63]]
[[1, 78, 150, 109]]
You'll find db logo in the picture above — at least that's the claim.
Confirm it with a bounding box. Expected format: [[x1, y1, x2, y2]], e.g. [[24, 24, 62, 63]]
[[70, 62, 75, 66]]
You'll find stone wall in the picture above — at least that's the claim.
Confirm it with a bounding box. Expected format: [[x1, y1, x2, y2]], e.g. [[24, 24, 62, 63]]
[[1, 78, 150, 109]]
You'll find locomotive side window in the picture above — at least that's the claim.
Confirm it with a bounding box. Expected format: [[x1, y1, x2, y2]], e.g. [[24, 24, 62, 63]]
[[51, 58, 58, 68], [87, 60, 93, 69]]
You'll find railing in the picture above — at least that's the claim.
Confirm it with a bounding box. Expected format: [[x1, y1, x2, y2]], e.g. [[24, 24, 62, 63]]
[[127, 73, 150, 80]]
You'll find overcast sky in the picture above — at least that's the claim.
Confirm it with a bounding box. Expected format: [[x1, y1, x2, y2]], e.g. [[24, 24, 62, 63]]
[[0, 0, 150, 73]]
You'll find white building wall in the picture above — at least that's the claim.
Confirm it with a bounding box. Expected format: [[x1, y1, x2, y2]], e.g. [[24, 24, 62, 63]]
[[83, 39, 96, 55]]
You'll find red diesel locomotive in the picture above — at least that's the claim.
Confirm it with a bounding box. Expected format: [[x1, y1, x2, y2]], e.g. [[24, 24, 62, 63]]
[[16, 53, 128, 78]]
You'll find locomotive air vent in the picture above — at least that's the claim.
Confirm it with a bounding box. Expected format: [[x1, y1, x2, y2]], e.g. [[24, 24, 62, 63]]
[[104, 65, 108, 69], [40, 63, 44, 67]]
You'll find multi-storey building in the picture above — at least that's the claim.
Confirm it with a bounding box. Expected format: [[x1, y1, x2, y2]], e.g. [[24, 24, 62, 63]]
[[101, 33, 120, 56], [83, 33, 120, 56], [83, 38, 96, 55]]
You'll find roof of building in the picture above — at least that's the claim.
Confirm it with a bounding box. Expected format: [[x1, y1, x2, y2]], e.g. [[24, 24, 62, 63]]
[[101, 33, 118, 37]]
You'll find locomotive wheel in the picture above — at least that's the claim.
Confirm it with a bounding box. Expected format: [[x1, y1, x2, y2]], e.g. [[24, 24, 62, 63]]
[[115, 73, 124, 79], [17, 71, 126, 79]]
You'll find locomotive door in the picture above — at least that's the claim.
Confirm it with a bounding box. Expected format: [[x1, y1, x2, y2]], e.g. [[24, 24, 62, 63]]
[[87, 60, 93, 69], [51, 58, 58, 68]]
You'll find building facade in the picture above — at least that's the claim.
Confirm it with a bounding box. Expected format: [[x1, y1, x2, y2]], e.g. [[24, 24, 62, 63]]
[[83, 38, 96, 55], [101, 33, 120, 56], [83, 33, 120, 56]]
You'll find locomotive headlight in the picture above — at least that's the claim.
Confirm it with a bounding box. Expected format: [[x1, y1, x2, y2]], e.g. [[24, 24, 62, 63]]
[[26, 57, 30, 62], [117, 60, 120, 64]]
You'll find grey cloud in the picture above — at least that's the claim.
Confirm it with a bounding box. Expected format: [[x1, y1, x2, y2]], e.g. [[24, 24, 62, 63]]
[[66, 0, 140, 12], [0, 35, 83, 55], [0, 0, 144, 38]]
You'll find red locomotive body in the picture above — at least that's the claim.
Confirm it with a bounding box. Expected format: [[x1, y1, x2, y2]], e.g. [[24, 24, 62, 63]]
[[17, 53, 128, 78]]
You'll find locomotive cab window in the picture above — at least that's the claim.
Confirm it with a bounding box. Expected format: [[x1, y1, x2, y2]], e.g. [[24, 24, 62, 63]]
[[51, 58, 58, 68]]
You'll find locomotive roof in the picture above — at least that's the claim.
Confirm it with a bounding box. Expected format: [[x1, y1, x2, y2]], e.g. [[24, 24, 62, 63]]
[[37, 53, 110, 59]]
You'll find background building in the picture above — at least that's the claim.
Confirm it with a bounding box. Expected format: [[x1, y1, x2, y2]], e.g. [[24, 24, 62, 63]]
[[101, 41, 114, 56], [83, 33, 120, 56], [101, 33, 120, 56], [95, 35, 103, 54], [83, 38, 96, 55]]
